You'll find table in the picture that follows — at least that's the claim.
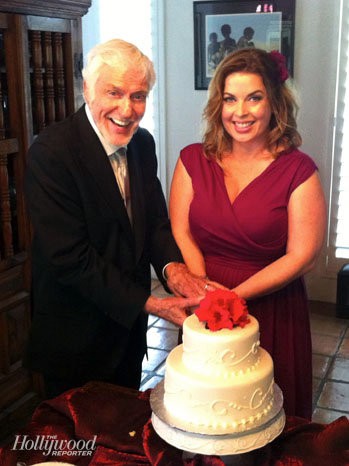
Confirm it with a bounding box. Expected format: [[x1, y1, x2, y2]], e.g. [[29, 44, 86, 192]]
[[0, 381, 348, 465]]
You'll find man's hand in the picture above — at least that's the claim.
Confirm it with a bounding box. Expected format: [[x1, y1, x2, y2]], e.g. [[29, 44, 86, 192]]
[[164, 262, 225, 297], [144, 295, 201, 327]]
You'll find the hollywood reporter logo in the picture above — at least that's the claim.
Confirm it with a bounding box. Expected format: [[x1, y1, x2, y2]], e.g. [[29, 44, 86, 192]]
[[12, 434, 97, 457]]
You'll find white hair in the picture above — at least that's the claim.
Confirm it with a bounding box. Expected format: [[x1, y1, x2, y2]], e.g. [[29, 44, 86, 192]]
[[82, 38, 156, 95]]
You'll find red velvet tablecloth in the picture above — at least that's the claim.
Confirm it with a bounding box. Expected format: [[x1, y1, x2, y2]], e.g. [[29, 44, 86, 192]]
[[0, 381, 348, 465]]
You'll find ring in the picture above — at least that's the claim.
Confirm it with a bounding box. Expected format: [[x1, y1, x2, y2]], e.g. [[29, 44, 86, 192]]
[[204, 283, 209, 291]]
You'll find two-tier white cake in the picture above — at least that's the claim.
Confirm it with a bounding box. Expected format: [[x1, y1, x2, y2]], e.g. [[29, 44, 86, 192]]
[[151, 296, 285, 456], [163, 313, 274, 432]]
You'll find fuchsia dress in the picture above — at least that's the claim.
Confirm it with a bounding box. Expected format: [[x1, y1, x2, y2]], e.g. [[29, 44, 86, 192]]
[[181, 143, 317, 419]]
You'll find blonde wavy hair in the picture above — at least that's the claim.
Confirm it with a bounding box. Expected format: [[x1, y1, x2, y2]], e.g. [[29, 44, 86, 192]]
[[202, 48, 302, 160]]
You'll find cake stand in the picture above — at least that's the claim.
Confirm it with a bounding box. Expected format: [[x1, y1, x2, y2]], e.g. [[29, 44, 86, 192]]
[[150, 380, 285, 458]]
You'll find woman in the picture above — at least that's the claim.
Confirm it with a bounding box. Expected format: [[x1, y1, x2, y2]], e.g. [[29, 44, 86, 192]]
[[169, 48, 326, 419]]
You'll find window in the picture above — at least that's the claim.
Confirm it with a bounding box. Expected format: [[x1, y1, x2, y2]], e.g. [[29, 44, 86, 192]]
[[328, 0, 349, 270]]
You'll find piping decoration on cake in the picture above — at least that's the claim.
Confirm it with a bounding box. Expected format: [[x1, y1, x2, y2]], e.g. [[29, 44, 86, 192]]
[[196, 289, 249, 331], [211, 380, 274, 415]]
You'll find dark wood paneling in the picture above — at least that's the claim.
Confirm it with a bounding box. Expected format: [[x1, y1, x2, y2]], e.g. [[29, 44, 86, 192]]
[[0, 0, 87, 444]]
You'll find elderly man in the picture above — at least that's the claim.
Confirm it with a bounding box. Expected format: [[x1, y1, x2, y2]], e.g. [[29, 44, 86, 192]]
[[24, 39, 205, 398]]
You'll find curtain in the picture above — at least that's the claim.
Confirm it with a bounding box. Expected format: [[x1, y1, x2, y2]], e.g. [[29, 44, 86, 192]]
[[327, 0, 349, 270]]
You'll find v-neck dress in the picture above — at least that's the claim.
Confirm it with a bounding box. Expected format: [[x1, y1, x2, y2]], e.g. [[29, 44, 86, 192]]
[[181, 143, 317, 419]]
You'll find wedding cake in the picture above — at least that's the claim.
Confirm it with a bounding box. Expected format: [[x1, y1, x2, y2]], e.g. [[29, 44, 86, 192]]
[[164, 313, 274, 432], [151, 289, 285, 455]]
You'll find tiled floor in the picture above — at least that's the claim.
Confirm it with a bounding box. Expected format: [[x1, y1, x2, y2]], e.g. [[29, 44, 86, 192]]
[[141, 280, 349, 423]]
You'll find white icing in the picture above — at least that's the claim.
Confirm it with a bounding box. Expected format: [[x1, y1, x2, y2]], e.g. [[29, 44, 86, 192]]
[[182, 314, 260, 377], [163, 314, 275, 432]]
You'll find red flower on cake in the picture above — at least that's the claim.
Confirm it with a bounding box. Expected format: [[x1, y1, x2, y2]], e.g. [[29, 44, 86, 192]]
[[195, 289, 249, 331]]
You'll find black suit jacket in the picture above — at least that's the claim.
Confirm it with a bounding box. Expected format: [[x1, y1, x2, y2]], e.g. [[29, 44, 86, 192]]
[[24, 106, 182, 380]]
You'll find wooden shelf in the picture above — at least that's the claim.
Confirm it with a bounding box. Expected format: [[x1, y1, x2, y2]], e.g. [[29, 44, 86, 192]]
[[0, 0, 91, 19]]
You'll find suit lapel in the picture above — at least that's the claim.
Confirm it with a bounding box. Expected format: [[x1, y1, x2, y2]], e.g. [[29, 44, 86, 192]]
[[127, 139, 146, 263]]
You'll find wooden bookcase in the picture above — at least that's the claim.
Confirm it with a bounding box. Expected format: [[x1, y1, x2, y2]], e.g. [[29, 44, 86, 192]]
[[0, 0, 91, 442]]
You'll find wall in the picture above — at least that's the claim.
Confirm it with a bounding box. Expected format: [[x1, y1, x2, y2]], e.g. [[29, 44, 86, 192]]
[[82, 0, 340, 302]]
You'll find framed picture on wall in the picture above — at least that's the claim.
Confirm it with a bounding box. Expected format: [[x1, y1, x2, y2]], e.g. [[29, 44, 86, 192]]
[[193, 0, 296, 90]]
